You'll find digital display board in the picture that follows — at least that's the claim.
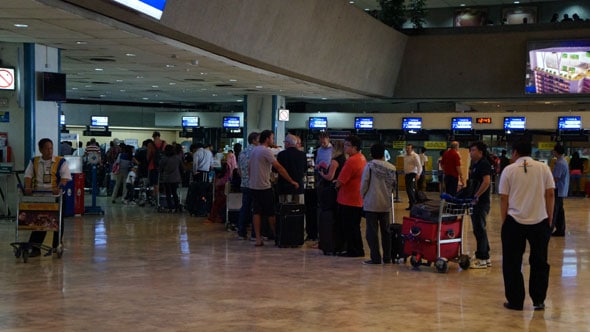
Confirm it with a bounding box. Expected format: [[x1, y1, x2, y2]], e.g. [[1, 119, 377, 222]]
[[309, 117, 328, 129], [222, 116, 240, 128], [354, 117, 373, 129], [91, 115, 109, 127], [402, 117, 422, 130], [504, 117, 526, 131], [558, 116, 582, 131], [476, 117, 492, 124], [182, 116, 199, 128], [451, 117, 472, 131]]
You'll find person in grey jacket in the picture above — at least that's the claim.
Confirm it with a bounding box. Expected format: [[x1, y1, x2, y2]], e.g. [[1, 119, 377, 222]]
[[360, 143, 397, 265], [159, 144, 183, 212]]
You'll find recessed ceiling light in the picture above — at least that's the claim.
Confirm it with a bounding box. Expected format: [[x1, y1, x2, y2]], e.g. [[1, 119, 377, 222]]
[[229, 79, 237, 82], [236, 99, 243, 102], [321, 98, 327, 100], [13, 23, 28, 28], [94, 68, 103, 71], [200, 72, 207, 75], [169, 82, 176, 85], [126, 53, 136, 57], [142, 97, 149, 100], [99, 95, 106, 98], [71, 87, 78, 90], [136, 76, 144, 79], [165, 64, 175, 68], [152, 85, 159, 88], [116, 79, 123, 82], [514, 1, 520, 3], [212, 94, 218, 97], [364, 8, 370, 11], [460, 4, 466, 7], [120, 89, 126, 92], [349, 1, 354, 4], [85, 85, 92, 88], [255, 86, 263, 89], [75, 41, 87, 45]]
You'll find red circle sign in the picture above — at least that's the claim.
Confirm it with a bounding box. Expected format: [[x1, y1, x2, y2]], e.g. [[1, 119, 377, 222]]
[[0, 69, 14, 89]]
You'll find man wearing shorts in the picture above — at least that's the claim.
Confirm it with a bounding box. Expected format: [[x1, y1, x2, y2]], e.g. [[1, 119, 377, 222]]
[[248, 130, 299, 247]]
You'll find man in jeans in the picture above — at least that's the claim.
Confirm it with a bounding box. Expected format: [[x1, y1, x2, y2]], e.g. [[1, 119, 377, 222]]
[[467, 141, 493, 269]]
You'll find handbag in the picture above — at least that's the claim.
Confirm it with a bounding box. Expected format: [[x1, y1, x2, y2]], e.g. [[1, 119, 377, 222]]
[[111, 154, 121, 175]]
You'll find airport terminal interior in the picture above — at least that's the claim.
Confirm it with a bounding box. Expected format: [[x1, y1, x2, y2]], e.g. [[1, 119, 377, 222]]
[[1, 0, 590, 331]]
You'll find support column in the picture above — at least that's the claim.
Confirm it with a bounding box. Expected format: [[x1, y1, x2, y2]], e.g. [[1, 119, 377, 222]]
[[245, 94, 284, 146]]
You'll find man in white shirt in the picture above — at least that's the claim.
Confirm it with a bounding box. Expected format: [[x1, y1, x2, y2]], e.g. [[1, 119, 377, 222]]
[[403, 144, 421, 210]]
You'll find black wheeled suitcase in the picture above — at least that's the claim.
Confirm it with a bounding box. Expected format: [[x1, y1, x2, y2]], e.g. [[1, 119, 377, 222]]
[[186, 181, 212, 216], [390, 223, 407, 263], [318, 208, 342, 255], [275, 203, 305, 248]]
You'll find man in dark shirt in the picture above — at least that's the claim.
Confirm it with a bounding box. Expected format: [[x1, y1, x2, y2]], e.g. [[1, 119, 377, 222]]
[[468, 141, 493, 269], [276, 134, 307, 203]]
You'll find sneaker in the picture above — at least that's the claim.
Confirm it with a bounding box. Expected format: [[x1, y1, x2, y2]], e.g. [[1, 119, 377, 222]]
[[486, 259, 492, 267], [362, 260, 381, 265], [533, 303, 545, 311], [470, 259, 488, 269]]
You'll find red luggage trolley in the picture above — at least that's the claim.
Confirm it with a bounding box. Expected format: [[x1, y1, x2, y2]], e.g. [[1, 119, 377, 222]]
[[402, 198, 472, 273], [10, 189, 64, 263]]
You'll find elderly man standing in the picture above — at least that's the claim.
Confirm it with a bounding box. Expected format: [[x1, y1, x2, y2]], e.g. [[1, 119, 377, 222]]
[[403, 144, 421, 211], [276, 134, 307, 204]]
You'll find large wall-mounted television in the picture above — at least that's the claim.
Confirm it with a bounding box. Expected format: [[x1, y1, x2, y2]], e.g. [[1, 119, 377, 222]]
[[504, 117, 526, 132], [402, 117, 422, 130], [91, 115, 109, 127], [557, 115, 582, 131], [41, 72, 66, 101], [113, 0, 167, 20], [222, 116, 240, 128], [525, 39, 590, 94], [309, 117, 328, 129], [182, 116, 199, 128], [451, 117, 472, 131], [354, 117, 373, 130], [0, 67, 16, 90]]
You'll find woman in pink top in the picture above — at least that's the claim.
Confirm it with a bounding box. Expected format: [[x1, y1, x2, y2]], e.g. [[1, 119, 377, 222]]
[[335, 135, 366, 257]]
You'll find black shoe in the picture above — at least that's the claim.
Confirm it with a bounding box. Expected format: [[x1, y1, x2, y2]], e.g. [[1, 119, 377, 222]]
[[362, 260, 381, 265], [551, 231, 565, 237], [503, 302, 523, 311], [533, 303, 545, 311], [383, 259, 392, 264]]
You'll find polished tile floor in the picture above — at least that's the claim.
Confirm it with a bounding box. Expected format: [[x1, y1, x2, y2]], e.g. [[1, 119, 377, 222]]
[[1, 193, 589, 331]]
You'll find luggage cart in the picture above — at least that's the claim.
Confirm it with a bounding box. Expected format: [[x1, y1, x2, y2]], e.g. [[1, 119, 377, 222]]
[[402, 198, 473, 273], [10, 190, 64, 263]]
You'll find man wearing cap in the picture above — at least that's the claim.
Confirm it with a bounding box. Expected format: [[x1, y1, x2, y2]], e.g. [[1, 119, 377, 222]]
[[276, 134, 307, 204]]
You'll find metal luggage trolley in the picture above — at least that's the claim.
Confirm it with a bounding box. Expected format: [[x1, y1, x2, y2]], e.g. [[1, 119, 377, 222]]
[[403, 197, 473, 273], [10, 189, 64, 263]]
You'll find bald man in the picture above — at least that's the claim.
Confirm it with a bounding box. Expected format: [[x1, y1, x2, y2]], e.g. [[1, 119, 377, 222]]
[[442, 141, 464, 196]]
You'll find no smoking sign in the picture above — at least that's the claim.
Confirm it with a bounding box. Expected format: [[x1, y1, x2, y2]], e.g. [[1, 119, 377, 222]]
[[0, 68, 15, 90]]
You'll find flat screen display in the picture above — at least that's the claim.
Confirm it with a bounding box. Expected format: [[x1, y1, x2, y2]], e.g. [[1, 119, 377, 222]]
[[504, 117, 526, 131], [41, 72, 66, 101], [113, 0, 167, 20], [525, 39, 590, 94], [402, 117, 422, 130], [0, 67, 16, 90], [60, 114, 65, 126], [91, 115, 109, 127], [451, 117, 472, 131], [558, 116, 582, 131], [222, 116, 240, 128], [309, 117, 328, 129], [354, 117, 373, 129], [182, 116, 199, 128]]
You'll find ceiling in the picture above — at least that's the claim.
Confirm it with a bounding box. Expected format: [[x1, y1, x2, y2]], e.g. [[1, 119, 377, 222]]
[[0, 0, 586, 114], [354, 0, 560, 11]]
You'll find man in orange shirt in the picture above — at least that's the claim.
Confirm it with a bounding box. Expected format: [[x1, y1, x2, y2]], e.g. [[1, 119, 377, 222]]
[[335, 135, 367, 257]]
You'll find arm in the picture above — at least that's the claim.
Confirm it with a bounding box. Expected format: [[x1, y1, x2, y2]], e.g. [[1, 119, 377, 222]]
[[415, 155, 421, 180], [272, 160, 299, 189], [500, 194, 508, 224], [321, 159, 339, 181], [456, 165, 463, 186], [545, 188, 555, 225], [474, 174, 491, 200], [360, 165, 370, 199]]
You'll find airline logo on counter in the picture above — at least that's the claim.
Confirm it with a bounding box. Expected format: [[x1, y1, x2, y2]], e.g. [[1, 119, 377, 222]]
[[537, 142, 556, 150], [113, 0, 167, 20], [392, 141, 406, 149]]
